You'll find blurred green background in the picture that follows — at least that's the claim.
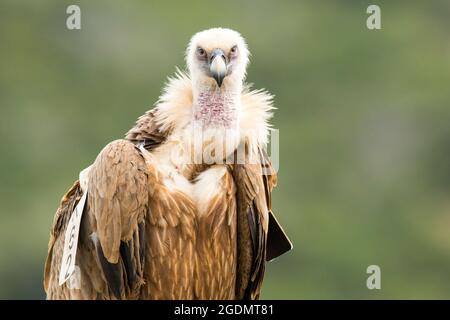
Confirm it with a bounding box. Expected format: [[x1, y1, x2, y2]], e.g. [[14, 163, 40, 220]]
[[1, 0, 449, 299]]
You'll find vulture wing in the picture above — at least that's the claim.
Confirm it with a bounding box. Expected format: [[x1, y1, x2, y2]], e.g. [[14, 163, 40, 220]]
[[44, 140, 150, 299], [233, 148, 268, 300], [44, 110, 168, 299], [86, 140, 149, 299], [234, 147, 292, 299], [44, 180, 83, 298], [45, 110, 198, 300], [260, 148, 293, 262]]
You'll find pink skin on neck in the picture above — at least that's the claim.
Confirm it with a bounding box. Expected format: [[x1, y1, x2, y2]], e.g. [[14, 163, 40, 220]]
[[193, 89, 238, 128]]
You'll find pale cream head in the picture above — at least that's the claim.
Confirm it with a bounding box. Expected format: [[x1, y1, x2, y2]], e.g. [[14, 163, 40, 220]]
[[186, 28, 250, 91]]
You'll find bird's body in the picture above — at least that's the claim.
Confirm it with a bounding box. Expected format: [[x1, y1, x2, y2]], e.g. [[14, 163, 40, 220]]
[[44, 28, 291, 300]]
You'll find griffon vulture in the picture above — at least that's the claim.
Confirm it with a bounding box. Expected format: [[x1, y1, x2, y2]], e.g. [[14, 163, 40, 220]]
[[44, 28, 292, 300]]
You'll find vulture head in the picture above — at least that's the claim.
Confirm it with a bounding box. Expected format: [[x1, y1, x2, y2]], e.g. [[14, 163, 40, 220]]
[[187, 28, 249, 91]]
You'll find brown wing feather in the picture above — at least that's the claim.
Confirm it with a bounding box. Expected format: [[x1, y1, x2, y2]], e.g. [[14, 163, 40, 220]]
[[87, 139, 151, 299], [233, 151, 269, 300], [45, 144, 147, 300], [44, 140, 150, 299], [43, 181, 82, 296], [260, 148, 293, 261], [88, 140, 148, 262], [233, 144, 291, 299], [125, 109, 167, 149]]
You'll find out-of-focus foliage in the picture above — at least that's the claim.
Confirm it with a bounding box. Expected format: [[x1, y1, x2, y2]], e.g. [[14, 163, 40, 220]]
[[0, 0, 449, 299]]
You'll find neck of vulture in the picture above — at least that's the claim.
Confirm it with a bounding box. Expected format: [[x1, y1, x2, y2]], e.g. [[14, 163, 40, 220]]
[[192, 82, 242, 130]]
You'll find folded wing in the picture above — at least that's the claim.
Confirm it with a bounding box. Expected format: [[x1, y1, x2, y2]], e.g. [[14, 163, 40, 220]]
[[44, 140, 149, 299]]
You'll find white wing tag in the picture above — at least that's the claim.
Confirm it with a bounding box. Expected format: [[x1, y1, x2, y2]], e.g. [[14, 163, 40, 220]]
[[58, 189, 88, 286]]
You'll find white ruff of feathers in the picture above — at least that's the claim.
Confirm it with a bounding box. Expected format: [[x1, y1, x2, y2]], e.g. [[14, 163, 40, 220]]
[[154, 69, 275, 157]]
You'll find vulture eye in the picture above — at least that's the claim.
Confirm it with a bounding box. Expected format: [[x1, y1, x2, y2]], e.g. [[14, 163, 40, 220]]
[[197, 47, 206, 58], [230, 45, 238, 56]]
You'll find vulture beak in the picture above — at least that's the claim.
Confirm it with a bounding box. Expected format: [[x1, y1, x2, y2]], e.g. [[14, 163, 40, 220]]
[[209, 48, 227, 87]]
